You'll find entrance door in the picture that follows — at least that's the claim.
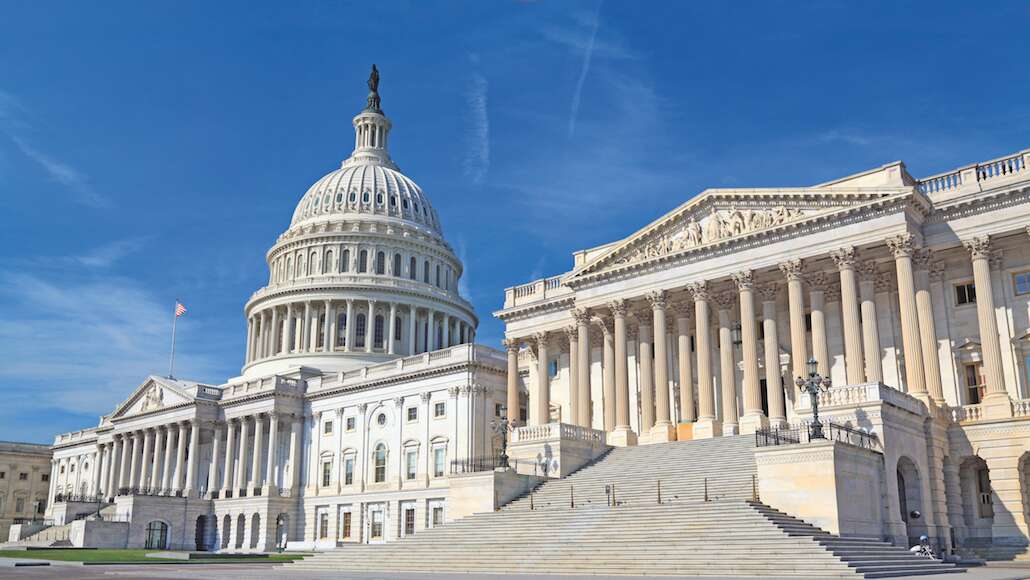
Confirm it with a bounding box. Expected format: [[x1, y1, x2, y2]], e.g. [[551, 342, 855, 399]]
[[367, 504, 385, 543]]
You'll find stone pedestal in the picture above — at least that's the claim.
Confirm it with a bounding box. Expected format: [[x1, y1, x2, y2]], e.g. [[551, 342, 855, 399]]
[[676, 422, 694, 441], [509, 423, 610, 477], [693, 418, 722, 439], [649, 422, 677, 443], [607, 426, 638, 448], [982, 393, 1014, 420], [739, 412, 769, 435]]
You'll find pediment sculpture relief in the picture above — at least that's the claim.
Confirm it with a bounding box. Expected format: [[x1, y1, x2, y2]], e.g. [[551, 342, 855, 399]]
[[613, 205, 806, 267], [139, 384, 164, 412]]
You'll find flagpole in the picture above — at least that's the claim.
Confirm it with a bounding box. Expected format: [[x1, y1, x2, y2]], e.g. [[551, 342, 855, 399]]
[[169, 300, 178, 379]]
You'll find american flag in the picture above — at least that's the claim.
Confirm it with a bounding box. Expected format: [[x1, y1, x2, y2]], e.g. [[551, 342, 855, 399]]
[[175, 302, 187, 317]]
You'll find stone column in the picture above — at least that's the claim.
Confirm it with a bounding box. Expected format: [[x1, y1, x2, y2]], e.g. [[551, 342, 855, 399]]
[[172, 422, 187, 494], [250, 414, 265, 491], [245, 316, 254, 364], [161, 426, 175, 493], [689, 282, 720, 438], [346, 300, 355, 352], [236, 417, 250, 494], [319, 300, 329, 352], [116, 435, 130, 492], [282, 304, 293, 353], [831, 247, 866, 385], [408, 306, 418, 355], [504, 339, 521, 426], [759, 283, 787, 427], [139, 429, 153, 490], [442, 314, 451, 348], [364, 300, 375, 352], [532, 332, 550, 426], [808, 273, 830, 377], [302, 302, 311, 352], [648, 291, 674, 441], [886, 234, 927, 395], [598, 317, 616, 432], [221, 420, 236, 495], [965, 236, 1011, 418], [427, 309, 436, 352], [636, 309, 655, 435], [858, 262, 884, 383], [289, 417, 302, 491], [610, 299, 636, 446], [914, 250, 946, 404], [92, 447, 104, 496], [127, 431, 141, 491], [150, 428, 164, 493], [716, 291, 739, 435], [573, 310, 592, 428], [183, 421, 200, 496], [779, 259, 809, 385], [674, 301, 695, 424], [733, 271, 766, 434], [270, 306, 280, 356], [387, 303, 397, 354], [207, 424, 222, 498], [565, 325, 580, 426], [266, 413, 280, 491]]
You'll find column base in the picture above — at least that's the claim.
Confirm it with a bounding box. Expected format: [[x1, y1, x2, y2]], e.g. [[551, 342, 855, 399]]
[[649, 422, 677, 443], [982, 392, 1014, 420], [693, 418, 722, 439], [608, 427, 638, 447], [722, 422, 739, 436], [738, 413, 769, 435], [767, 416, 788, 430]]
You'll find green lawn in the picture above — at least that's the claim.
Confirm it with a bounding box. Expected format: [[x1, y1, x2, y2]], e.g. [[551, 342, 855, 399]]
[[0, 548, 304, 563]]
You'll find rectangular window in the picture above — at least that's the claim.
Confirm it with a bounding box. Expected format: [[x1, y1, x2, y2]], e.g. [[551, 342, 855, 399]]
[[434, 401, 446, 418], [323, 420, 333, 435], [406, 451, 418, 480], [548, 359, 559, 378], [955, 282, 977, 305], [433, 447, 446, 477], [41, 473, 48, 482], [804, 312, 812, 332], [964, 362, 985, 404], [520, 407, 528, 422], [432, 506, 444, 527], [495, 403, 503, 417], [404, 506, 416, 536], [395, 317, 403, 341], [407, 407, 418, 422], [322, 461, 332, 487], [344, 457, 354, 486], [0, 472, 5, 480], [15, 498, 25, 513], [319, 512, 329, 539], [1015, 272, 1030, 296], [341, 512, 352, 539], [19, 473, 27, 481], [345, 417, 356, 431]]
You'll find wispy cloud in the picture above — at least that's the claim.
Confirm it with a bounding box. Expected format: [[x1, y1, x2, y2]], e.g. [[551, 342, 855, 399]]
[[463, 72, 490, 185], [0, 88, 111, 208], [567, 3, 602, 137], [74, 237, 148, 269]]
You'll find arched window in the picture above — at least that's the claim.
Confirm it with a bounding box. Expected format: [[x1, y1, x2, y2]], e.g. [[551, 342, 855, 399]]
[[355, 314, 367, 348], [250, 514, 261, 549], [393, 253, 401, 277], [342, 250, 350, 273], [409, 257, 417, 280], [436, 265, 441, 287], [317, 313, 326, 348], [145, 521, 169, 550], [325, 250, 334, 274], [423, 260, 430, 284], [362, 191, 370, 204], [374, 444, 387, 483], [358, 250, 368, 273], [436, 326, 443, 351], [286, 257, 293, 280], [394, 316, 402, 343], [375, 251, 386, 275], [297, 254, 306, 277], [310, 251, 319, 275], [376, 193, 383, 205], [374, 315, 385, 349], [337, 313, 347, 347]]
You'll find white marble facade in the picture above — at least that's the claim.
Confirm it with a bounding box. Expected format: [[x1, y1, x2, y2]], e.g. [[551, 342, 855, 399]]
[[496, 148, 1030, 552], [45, 71, 507, 552]]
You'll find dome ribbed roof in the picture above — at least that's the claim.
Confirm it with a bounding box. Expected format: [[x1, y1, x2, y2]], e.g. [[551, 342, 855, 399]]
[[289, 162, 441, 233]]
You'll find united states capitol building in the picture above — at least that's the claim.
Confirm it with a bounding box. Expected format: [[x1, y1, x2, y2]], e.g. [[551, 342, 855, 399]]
[[19, 69, 1030, 572]]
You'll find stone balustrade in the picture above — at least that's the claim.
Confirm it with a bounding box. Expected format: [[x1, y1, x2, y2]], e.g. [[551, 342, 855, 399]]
[[504, 275, 571, 308], [917, 149, 1029, 196]]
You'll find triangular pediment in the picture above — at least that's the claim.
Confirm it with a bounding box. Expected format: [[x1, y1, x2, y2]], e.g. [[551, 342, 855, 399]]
[[570, 188, 914, 280], [110, 376, 195, 420]]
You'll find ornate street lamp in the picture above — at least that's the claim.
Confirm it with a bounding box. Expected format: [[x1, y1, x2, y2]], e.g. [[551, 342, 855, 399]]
[[731, 322, 743, 347], [490, 406, 513, 469], [795, 357, 831, 439]]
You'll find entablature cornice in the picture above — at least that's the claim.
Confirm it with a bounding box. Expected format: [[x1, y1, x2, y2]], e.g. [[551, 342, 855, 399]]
[[306, 360, 505, 403]]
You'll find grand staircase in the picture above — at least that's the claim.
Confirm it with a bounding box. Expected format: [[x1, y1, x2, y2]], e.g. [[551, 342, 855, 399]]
[[287, 436, 958, 578]]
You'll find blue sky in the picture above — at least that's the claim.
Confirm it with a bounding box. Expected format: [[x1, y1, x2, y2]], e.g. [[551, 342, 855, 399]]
[[1, 1, 1028, 442]]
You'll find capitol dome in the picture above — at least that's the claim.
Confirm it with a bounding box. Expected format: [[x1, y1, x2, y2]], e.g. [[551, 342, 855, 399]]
[[241, 66, 477, 378]]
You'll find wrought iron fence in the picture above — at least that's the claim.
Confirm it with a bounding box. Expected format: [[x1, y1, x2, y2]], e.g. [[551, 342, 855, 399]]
[[755, 422, 878, 450], [450, 456, 519, 474], [54, 493, 105, 503]]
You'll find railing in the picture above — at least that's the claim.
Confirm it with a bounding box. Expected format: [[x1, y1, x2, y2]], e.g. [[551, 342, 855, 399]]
[[83, 513, 131, 523], [13, 517, 53, 526], [503, 275, 571, 308], [952, 404, 984, 423], [1013, 399, 1030, 418], [917, 150, 1028, 195], [54, 493, 105, 503], [755, 422, 879, 450], [511, 422, 606, 444], [450, 455, 520, 475]]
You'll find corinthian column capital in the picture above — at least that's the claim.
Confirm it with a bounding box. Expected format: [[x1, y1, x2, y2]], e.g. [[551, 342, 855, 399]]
[[830, 246, 857, 270], [731, 270, 754, 291], [686, 281, 709, 301], [608, 299, 628, 317], [758, 282, 778, 303], [778, 258, 804, 281], [571, 307, 591, 325], [503, 338, 521, 353], [646, 290, 667, 311], [886, 233, 916, 258], [963, 236, 991, 261]]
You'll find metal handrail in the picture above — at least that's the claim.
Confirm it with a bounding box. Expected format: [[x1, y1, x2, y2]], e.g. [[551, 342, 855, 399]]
[[755, 422, 878, 449]]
